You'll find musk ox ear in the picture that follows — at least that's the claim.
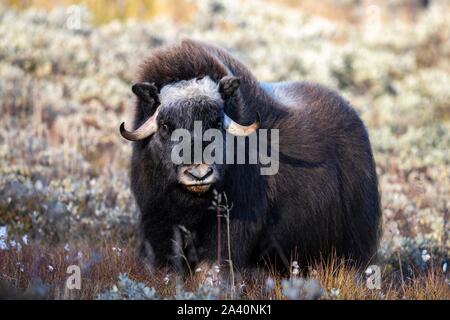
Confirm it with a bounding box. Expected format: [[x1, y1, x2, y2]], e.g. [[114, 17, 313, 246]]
[[132, 82, 160, 110], [219, 76, 240, 99]]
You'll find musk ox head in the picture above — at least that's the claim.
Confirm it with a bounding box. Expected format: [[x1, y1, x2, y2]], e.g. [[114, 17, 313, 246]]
[[120, 75, 259, 195]]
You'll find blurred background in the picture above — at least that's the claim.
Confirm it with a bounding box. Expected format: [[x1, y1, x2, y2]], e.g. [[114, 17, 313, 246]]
[[0, 0, 448, 298]]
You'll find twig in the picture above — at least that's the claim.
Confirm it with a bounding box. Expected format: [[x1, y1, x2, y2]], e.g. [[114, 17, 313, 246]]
[[397, 252, 406, 298], [216, 193, 222, 268], [223, 193, 235, 299], [443, 201, 448, 248]]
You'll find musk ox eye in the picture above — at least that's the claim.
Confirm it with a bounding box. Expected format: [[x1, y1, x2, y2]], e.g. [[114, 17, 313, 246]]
[[160, 123, 170, 133]]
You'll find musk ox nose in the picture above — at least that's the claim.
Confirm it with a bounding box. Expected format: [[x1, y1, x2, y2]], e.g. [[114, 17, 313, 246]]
[[179, 164, 217, 194], [185, 165, 214, 182]]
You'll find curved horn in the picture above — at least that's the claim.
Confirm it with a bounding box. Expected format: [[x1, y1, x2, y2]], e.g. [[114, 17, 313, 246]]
[[120, 108, 159, 141], [224, 112, 260, 136]]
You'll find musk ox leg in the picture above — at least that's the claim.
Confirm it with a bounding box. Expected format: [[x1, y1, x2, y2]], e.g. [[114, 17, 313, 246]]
[[140, 223, 201, 273], [139, 223, 174, 268], [171, 225, 201, 273], [139, 239, 156, 270]]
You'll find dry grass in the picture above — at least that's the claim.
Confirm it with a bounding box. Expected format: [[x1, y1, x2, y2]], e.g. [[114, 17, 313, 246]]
[[0, 242, 448, 300]]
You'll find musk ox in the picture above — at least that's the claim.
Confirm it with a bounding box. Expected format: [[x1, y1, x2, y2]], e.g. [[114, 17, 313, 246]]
[[120, 39, 382, 270]]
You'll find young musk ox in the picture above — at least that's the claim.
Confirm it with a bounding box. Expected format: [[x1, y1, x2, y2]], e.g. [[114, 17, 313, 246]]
[[120, 39, 382, 271]]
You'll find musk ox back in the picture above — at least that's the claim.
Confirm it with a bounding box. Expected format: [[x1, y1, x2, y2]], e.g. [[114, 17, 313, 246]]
[[120, 39, 382, 270]]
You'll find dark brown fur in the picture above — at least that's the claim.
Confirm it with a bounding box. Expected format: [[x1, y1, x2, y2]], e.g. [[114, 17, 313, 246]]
[[129, 39, 382, 270]]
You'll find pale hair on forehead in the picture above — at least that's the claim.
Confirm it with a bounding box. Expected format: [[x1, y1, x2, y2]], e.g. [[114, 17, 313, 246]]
[[159, 76, 223, 106]]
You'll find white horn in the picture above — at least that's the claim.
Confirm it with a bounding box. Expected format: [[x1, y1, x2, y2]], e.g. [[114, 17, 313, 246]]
[[224, 112, 260, 136], [120, 108, 160, 141]]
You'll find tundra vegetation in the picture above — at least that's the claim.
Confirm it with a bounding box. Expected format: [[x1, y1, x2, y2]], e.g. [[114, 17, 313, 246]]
[[0, 0, 449, 299]]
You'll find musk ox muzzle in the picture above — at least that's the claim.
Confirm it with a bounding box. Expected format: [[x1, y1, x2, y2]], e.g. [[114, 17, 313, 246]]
[[178, 164, 218, 194]]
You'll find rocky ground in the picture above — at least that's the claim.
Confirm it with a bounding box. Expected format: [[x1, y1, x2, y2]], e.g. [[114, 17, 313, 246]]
[[0, 0, 448, 299]]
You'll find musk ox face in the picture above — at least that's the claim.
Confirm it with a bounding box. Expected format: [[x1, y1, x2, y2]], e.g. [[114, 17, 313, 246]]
[[156, 77, 226, 195], [120, 75, 259, 195]]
